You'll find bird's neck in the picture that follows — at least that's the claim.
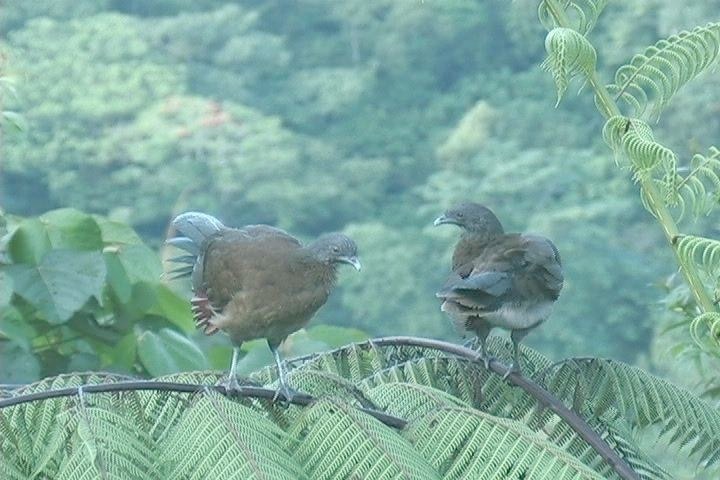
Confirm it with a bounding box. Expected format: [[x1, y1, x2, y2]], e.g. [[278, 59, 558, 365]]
[[298, 249, 338, 288]]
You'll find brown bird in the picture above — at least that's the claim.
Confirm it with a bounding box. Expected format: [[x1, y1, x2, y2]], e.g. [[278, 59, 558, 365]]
[[434, 203, 563, 375], [167, 212, 361, 399]]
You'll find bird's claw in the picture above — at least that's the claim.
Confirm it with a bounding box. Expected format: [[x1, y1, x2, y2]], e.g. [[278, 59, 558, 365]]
[[272, 384, 300, 404], [220, 374, 260, 395], [481, 354, 495, 370], [502, 362, 522, 380]]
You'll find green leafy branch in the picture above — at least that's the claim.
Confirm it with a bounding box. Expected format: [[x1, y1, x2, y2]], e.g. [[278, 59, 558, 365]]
[[540, 0, 720, 352]]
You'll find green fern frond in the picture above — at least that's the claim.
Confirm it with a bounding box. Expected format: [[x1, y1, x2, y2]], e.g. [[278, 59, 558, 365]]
[[365, 382, 468, 420], [602, 117, 676, 176], [667, 146, 720, 221], [542, 358, 720, 467], [675, 234, 720, 279], [157, 390, 303, 480], [55, 402, 157, 480], [607, 22, 720, 120], [289, 399, 439, 480], [538, 0, 609, 34], [406, 407, 606, 479], [543, 27, 597, 105], [690, 312, 720, 353]]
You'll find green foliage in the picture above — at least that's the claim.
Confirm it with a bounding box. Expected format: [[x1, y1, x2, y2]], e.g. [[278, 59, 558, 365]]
[[606, 22, 720, 120], [538, 0, 609, 35], [2, 339, 718, 479], [0, 209, 202, 380], [540, 0, 720, 390], [543, 27, 597, 104]]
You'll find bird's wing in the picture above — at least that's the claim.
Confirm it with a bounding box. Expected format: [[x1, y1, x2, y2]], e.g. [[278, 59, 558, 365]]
[[516, 234, 564, 300], [202, 229, 302, 310], [438, 234, 563, 313]]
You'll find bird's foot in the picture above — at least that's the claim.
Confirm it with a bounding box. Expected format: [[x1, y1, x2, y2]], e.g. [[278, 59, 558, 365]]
[[272, 384, 300, 404], [501, 362, 522, 380], [219, 375, 259, 395], [480, 354, 496, 370]]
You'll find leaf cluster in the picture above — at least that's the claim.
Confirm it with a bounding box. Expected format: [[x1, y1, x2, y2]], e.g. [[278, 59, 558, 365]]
[[1, 339, 718, 479], [0, 208, 204, 381]]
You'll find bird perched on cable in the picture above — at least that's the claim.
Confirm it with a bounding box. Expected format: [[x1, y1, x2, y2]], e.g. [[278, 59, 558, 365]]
[[434, 203, 563, 376], [166, 212, 361, 400]]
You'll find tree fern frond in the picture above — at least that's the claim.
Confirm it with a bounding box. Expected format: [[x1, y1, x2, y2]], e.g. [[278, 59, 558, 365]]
[[602, 117, 676, 188], [668, 146, 720, 221], [675, 234, 720, 279], [362, 356, 485, 407], [157, 390, 303, 480], [55, 401, 157, 480], [540, 358, 720, 467], [406, 407, 607, 479], [543, 27, 597, 105], [365, 381, 469, 421], [607, 22, 720, 120], [690, 312, 720, 353], [289, 399, 439, 480], [538, 0, 609, 34]]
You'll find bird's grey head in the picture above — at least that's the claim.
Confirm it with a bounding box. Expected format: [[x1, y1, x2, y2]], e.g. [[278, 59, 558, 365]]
[[434, 202, 504, 235], [310, 233, 361, 271]]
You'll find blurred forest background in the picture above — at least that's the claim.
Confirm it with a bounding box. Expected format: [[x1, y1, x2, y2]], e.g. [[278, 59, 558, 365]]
[[1, 1, 719, 393]]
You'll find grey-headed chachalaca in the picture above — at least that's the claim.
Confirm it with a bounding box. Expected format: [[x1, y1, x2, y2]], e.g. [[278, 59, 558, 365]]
[[167, 212, 361, 399], [434, 203, 563, 375]]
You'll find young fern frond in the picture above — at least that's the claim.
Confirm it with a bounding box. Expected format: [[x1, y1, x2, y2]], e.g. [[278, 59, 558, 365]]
[[690, 312, 720, 354], [543, 27, 597, 105], [538, 0, 609, 34], [607, 22, 720, 120], [669, 146, 720, 221], [675, 234, 720, 280]]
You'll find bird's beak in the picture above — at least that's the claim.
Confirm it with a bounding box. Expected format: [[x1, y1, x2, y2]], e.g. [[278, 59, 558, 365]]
[[433, 214, 454, 227], [339, 256, 362, 271]]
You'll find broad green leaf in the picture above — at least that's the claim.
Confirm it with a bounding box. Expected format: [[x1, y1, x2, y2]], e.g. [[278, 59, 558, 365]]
[[137, 327, 208, 376], [39, 208, 103, 251], [7, 250, 106, 324], [7, 218, 51, 265], [109, 244, 162, 283], [148, 284, 194, 332], [0, 305, 37, 350], [306, 324, 369, 347], [93, 215, 142, 245], [105, 333, 137, 370], [0, 270, 12, 305], [104, 250, 133, 303], [0, 342, 40, 383]]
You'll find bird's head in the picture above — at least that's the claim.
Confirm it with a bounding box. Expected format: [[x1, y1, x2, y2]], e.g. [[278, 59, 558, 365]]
[[310, 233, 361, 271], [434, 202, 504, 235]]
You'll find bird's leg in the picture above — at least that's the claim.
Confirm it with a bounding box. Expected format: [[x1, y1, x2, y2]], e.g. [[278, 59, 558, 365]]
[[504, 328, 531, 380], [222, 346, 242, 393], [269, 342, 299, 403], [474, 322, 493, 370]]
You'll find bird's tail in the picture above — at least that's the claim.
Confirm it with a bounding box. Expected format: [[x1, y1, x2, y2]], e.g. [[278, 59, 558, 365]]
[[165, 212, 225, 284]]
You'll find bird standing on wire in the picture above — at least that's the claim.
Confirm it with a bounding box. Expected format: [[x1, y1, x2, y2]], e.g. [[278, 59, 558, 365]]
[[167, 212, 361, 400], [434, 203, 563, 376]]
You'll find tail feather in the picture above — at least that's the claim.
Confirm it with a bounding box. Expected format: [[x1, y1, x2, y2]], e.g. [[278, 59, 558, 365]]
[[166, 212, 225, 285], [165, 237, 199, 255], [191, 293, 220, 335], [167, 254, 196, 264], [171, 212, 225, 245]]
